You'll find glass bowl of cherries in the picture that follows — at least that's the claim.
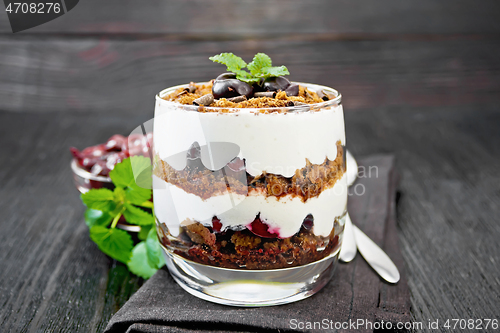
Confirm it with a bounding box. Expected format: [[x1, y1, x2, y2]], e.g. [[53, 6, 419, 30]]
[[70, 133, 153, 232], [70, 133, 153, 194]]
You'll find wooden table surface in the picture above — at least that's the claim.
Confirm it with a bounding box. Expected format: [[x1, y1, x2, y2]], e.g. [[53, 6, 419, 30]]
[[1, 1, 499, 332]]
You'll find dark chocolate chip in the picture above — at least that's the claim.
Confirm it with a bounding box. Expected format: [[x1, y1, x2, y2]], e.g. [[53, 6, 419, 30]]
[[285, 84, 299, 96]]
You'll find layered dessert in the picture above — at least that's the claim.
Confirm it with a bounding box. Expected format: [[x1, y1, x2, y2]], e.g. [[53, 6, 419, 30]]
[[153, 53, 346, 270]]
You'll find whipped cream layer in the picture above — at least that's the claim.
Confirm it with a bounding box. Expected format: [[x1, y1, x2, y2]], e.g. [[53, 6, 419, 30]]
[[154, 83, 345, 178], [153, 174, 347, 238]]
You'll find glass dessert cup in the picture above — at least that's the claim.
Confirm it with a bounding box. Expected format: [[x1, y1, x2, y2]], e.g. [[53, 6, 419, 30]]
[[153, 83, 347, 306]]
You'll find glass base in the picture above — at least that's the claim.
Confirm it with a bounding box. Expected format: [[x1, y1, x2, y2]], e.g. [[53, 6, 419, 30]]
[[163, 249, 339, 307]]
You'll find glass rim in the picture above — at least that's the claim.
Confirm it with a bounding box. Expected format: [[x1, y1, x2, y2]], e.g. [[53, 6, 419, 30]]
[[155, 82, 342, 113], [70, 159, 112, 182]]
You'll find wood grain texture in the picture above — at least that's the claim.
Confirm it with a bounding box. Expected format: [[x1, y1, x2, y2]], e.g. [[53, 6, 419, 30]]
[[0, 38, 499, 115], [0, 112, 147, 333], [346, 105, 500, 332], [1, 0, 500, 35]]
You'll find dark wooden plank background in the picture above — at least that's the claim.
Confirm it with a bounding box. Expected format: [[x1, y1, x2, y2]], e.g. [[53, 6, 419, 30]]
[[2, 0, 500, 35], [1, 38, 500, 115], [1, 1, 499, 332]]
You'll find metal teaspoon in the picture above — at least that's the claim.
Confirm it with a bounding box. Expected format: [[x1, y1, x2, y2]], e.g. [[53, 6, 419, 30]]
[[339, 150, 358, 262], [339, 150, 400, 284]]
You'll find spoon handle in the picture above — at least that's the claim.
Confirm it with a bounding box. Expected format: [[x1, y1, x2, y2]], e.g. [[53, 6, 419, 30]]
[[353, 225, 400, 284], [339, 213, 357, 262]]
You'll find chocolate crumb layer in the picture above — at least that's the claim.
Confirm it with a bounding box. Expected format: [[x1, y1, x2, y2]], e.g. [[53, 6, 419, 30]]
[[160, 218, 342, 270], [162, 82, 327, 111], [154, 141, 345, 201]]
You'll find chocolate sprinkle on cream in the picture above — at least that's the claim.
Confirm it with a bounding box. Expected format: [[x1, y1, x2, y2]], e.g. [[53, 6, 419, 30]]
[[193, 94, 214, 106], [254, 91, 276, 98], [317, 89, 331, 101], [184, 84, 197, 93], [227, 95, 247, 103]]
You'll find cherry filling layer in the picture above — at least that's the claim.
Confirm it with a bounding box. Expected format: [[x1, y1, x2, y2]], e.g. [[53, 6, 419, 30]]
[[158, 214, 342, 270]]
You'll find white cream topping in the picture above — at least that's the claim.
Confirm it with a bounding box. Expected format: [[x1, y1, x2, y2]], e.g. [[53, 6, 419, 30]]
[[154, 83, 345, 178], [153, 174, 347, 238]]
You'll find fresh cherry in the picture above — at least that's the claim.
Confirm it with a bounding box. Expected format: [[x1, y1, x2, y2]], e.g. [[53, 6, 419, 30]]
[[81, 156, 99, 169], [128, 133, 152, 156], [72, 134, 152, 175], [105, 134, 127, 152], [105, 151, 128, 172], [90, 160, 109, 176], [183, 142, 206, 173], [227, 157, 245, 172], [303, 214, 314, 230], [248, 216, 280, 238], [262, 76, 291, 92], [70, 147, 84, 165], [225, 157, 246, 182], [212, 73, 253, 99], [81, 144, 107, 158], [212, 217, 223, 233]]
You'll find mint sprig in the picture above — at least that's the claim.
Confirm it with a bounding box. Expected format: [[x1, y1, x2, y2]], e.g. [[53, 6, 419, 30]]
[[246, 53, 272, 76], [209, 52, 289, 84], [80, 156, 163, 279], [90, 226, 134, 264]]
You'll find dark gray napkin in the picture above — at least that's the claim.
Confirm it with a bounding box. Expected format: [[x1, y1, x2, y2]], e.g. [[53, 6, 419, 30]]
[[105, 155, 410, 333]]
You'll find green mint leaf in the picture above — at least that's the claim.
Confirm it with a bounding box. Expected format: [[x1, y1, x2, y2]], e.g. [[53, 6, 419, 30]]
[[124, 186, 152, 206], [84, 208, 113, 228], [236, 74, 261, 84], [109, 158, 134, 188], [261, 66, 290, 78], [131, 156, 152, 189], [110, 203, 125, 218], [122, 203, 154, 226], [138, 224, 153, 241], [247, 53, 272, 76], [231, 69, 250, 78], [133, 166, 152, 190], [110, 156, 151, 189], [127, 242, 158, 279], [109, 156, 152, 205], [233, 69, 260, 83], [90, 226, 133, 264], [113, 186, 126, 202], [209, 53, 247, 73], [81, 188, 115, 211], [145, 227, 165, 269]]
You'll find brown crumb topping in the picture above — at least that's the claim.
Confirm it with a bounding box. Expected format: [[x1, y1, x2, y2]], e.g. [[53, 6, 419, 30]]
[[162, 82, 326, 111]]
